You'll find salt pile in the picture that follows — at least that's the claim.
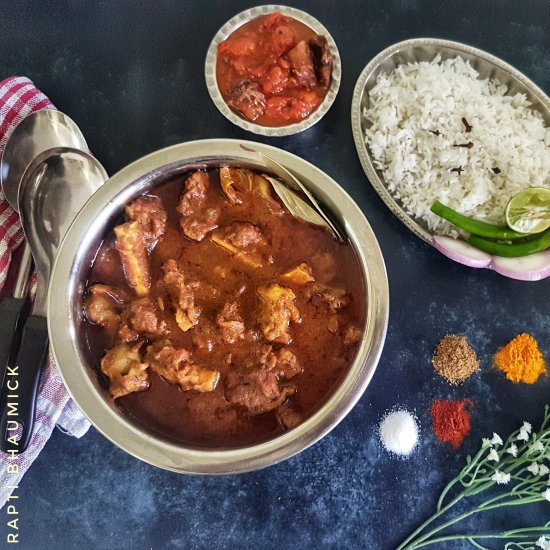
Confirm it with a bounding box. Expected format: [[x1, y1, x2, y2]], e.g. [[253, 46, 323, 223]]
[[379, 409, 419, 456]]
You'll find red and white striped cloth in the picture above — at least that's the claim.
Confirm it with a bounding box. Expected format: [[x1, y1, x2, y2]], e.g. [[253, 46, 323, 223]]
[[0, 77, 90, 509]]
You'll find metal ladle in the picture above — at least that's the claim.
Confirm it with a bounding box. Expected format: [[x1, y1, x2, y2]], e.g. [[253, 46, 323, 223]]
[[0, 147, 107, 452], [0, 111, 88, 391]]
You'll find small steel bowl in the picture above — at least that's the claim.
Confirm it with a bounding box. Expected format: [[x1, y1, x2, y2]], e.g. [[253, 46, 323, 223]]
[[48, 139, 388, 474], [205, 5, 341, 136]]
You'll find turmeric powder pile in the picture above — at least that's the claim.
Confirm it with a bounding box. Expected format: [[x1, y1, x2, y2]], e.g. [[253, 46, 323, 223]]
[[493, 333, 546, 384]]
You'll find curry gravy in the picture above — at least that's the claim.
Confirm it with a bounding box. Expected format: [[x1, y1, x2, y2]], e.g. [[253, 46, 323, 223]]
[[84, 170, 365, 448]]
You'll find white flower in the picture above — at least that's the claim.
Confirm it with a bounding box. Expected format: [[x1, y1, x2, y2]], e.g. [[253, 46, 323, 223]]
[[487, 448, 500, 462], [517, 429, 529, 441], [490, 433, 503, 446], [527, 462, 540, 475], [506, 444, 518, 457], [539, 464, 550, 477], [482, 437, 492, 448], [531, 441, 545, 453], [522, 421, 532, 434], [491, 470, 510, 484], [542, 488, 550, 502], [537, 536, 550, 550]]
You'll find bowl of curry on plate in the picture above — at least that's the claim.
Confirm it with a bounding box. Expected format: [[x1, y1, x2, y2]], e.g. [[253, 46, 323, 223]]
[[49, 140, 388, 473], [205, 6, 341, 136]]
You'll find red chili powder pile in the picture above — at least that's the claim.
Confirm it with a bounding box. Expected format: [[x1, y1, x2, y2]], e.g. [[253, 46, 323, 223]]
[[430, 399, 473, 449]]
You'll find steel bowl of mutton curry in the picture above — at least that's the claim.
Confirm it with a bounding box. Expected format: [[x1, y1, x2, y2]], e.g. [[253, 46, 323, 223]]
[[48, 139, 388, 473]]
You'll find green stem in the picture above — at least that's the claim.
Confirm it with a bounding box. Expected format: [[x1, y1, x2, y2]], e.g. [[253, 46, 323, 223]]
[[476, 497, 543, 512], [404, 496, 543, 549], [475, 492, 514, 509], [396, 493, 466, 550], [439, 448, 487, 509], [466, 539, 490, 550], [408, 527, 550, 550]]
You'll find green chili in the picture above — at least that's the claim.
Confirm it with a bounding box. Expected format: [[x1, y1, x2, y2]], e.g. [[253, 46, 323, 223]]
[[430, 201, 527, 240], [467, 229, 550, 257]]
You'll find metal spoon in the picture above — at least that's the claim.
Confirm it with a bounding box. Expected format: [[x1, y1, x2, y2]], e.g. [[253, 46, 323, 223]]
[[1, 110, 89, 206], [0, 111, 89, 391], [0, 147, 107, 453]]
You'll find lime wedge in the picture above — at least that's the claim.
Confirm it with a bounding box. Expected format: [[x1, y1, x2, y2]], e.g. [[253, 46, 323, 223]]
[[505, 187, 550, 234]]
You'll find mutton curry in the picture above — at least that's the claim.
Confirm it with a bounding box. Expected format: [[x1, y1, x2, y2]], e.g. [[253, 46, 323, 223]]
[[83, 167, 364, 447]]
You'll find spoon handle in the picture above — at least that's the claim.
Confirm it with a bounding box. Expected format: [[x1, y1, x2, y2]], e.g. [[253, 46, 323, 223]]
[[0, 315, 49, 453], [0, 297, 30, 388], [0, 243, 33, 388]]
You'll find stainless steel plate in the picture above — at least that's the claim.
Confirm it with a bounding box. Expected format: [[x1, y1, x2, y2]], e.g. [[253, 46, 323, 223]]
[[205, 5, 341, 136], [351, 38, 550, 277]]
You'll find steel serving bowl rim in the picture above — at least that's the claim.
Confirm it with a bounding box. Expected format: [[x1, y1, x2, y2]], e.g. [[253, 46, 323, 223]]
[[351, 37, 550, 278], [205, 4, 341, 136], [48, 139, 388, 474]]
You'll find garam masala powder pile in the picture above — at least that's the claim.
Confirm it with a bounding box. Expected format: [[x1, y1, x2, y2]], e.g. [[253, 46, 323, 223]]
[[432, 335, 479, 384]]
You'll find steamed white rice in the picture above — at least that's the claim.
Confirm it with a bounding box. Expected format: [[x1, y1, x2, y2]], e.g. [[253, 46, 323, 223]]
[[364, 55, 550, 236]]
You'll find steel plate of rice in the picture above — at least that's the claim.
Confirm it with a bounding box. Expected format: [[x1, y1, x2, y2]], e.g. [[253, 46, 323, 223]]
[[363, 54, 550, 237]]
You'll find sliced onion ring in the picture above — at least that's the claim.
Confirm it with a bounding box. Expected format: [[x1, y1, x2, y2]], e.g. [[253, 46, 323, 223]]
[[490, 250, 550, 281], [432, 235, 492, 268]]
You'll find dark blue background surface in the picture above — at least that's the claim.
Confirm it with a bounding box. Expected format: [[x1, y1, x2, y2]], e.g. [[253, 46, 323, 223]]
[[1, 1, 549, 548]]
